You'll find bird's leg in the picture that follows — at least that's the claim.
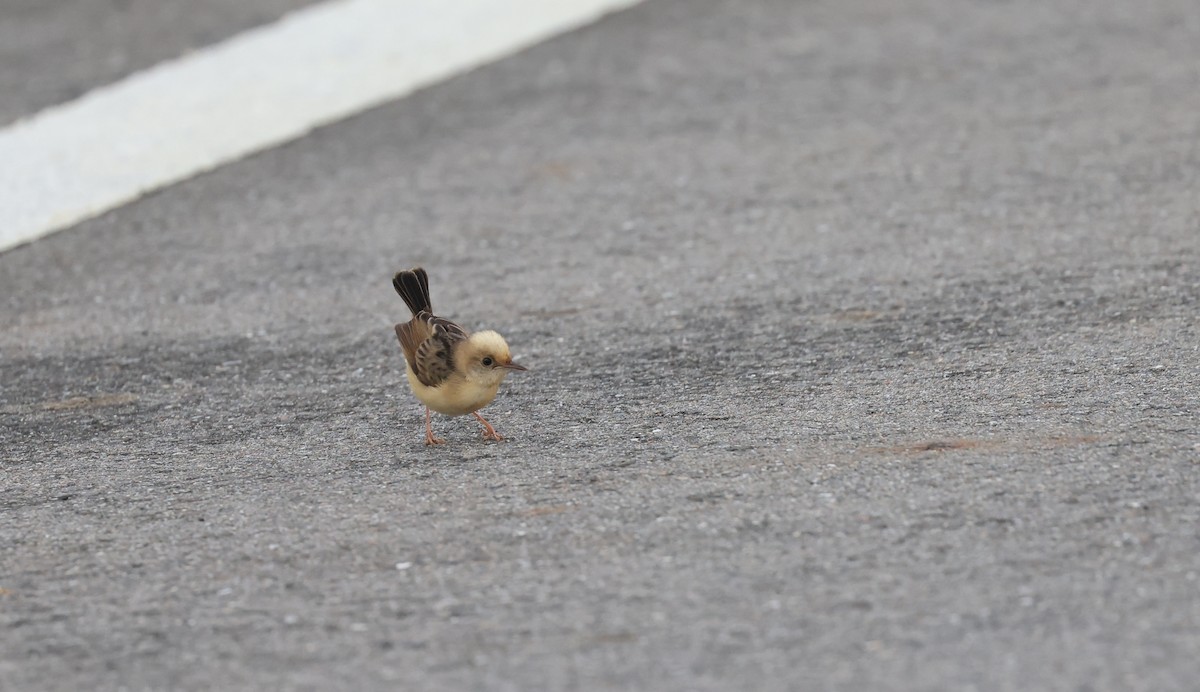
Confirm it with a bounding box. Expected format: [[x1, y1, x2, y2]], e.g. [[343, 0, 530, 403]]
[[474, 411, 504, 441], [424, 406, 445, 445]]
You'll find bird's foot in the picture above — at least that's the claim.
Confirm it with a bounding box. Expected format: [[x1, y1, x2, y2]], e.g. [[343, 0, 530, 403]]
[[474, 412, 504, 442], [423, 407, 445, 446]]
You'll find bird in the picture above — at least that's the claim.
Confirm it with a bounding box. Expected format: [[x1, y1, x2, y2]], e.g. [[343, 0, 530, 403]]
[[392, 267, 526, 445]]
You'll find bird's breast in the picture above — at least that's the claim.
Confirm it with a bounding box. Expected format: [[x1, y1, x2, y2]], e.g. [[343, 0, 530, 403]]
[[405, 363, 499, 416]]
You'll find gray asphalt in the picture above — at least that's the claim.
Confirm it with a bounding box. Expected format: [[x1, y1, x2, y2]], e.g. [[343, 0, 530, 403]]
[[3, 0, 1200, 690], [0, 0, 320, 126]]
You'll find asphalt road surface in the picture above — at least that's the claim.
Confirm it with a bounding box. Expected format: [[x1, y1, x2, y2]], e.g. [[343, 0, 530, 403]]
[[0, 0, 322, 127], [3, 0, 1199, 690]]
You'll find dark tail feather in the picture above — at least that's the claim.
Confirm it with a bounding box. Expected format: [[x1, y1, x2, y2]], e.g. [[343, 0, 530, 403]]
[[392, 267, 432, 315]]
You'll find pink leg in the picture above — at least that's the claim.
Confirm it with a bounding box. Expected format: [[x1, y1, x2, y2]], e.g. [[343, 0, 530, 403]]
[[424, 407, 445, 445], [474, 411, 504, 441]]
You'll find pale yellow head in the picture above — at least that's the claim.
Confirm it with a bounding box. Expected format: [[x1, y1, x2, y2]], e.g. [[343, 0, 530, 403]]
[[459, 330, 527, 386]]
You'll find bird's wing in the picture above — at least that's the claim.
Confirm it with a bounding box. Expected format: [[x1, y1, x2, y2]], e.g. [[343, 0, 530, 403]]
[[396, 312, 468, 387]]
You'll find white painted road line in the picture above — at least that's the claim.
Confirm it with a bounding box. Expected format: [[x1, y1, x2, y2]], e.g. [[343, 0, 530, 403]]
[[0, 0, 643, 253]]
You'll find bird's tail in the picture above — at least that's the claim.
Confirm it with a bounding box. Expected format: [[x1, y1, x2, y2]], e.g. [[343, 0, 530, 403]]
[[392, 267, 432, 315]]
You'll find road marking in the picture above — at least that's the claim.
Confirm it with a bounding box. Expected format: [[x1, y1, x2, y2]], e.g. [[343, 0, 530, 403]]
[[0, 0, 643, 253]]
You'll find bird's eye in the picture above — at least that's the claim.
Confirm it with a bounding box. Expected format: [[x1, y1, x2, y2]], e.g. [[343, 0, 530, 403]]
[[482, 356, 494, 367]]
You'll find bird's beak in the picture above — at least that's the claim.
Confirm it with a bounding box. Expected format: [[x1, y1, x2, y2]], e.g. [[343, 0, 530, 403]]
[[501, 361, 527, 372]]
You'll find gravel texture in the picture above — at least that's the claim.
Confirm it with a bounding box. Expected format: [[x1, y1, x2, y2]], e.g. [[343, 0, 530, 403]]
[[2, 0, 1199, 689], [0, 0, 321, 126]]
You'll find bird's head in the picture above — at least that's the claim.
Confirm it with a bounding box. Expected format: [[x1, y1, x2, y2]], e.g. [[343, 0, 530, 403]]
[[461, 330, 527, 385]]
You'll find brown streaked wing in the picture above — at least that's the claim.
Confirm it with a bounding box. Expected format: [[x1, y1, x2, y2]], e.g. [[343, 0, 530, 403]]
[[413, 323, 462, 387], [426, 313, 468, 340], [394, 320, 428, 365], [396, 312, 469, 387]]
